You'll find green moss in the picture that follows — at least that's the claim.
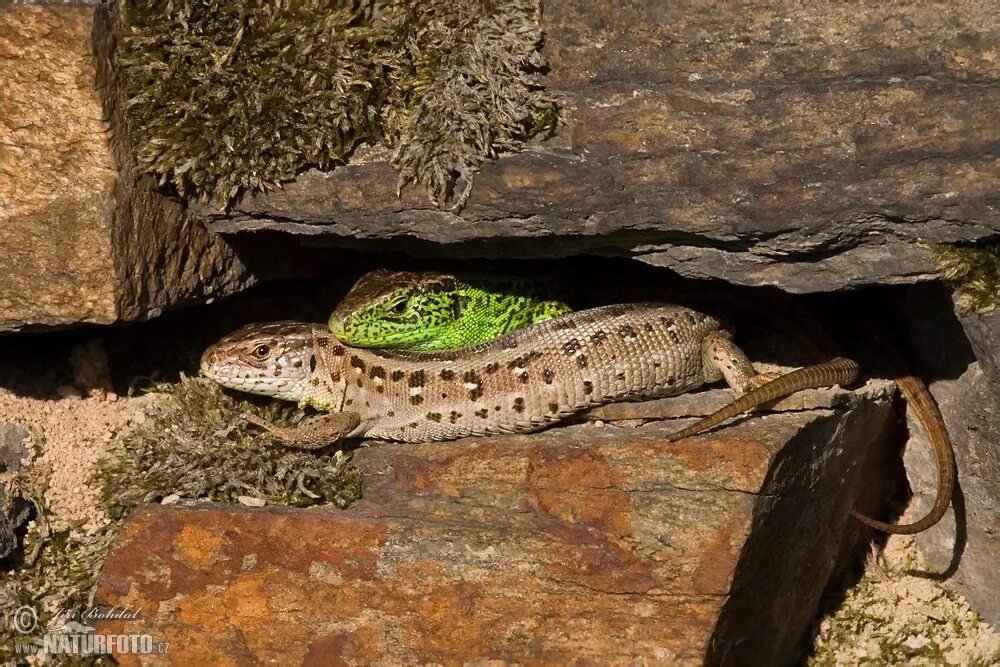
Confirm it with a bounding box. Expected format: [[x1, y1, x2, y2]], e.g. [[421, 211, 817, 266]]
[[93, 376, 363, 517], [808, 558, 997, 666], [0, 449, 110, 665], [383, 1, 559, 208], [0, 520, 114, 665], [930, 242, 1000, 314], [117, 0, 557, 209]]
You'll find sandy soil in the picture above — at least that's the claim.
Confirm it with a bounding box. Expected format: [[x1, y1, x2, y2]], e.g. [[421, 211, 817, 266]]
[[810, 533, 999, 665], [1, 341, 154, 534], [2, 390, 151, 534]]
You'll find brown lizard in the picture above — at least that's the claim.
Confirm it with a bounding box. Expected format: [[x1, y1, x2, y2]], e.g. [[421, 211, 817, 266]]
[[201, 303, 954, 534]]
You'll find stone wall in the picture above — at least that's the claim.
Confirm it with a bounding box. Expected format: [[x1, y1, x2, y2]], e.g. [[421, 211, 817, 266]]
[[0, 3, 321, 333], [1, 0, 998, 661]]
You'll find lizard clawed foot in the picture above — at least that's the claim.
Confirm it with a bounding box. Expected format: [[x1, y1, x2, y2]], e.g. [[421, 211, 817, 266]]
[[745, 371, 782, 392], [242, 411, 361, 450]]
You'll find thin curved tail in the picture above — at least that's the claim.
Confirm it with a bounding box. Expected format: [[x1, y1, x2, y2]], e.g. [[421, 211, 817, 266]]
[[667, 357, 955, 534], [851, 374, 955, 534], [665, 357, 860, 442]]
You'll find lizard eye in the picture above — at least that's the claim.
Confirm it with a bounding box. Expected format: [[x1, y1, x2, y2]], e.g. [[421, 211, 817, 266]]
[[251, 344, 270, 359], [390, 299, 408, 315]]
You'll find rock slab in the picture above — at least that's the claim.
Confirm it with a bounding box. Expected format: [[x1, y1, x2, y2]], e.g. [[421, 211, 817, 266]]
[[193, 1, 1000, 293], [0, 5, 118, 331], [0, 5, 285, 333], [96, 388, 895, 665]]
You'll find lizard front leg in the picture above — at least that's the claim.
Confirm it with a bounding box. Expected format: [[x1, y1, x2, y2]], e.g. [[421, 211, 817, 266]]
[[701, 331, 779, 392], [245, 411, 361, 450]]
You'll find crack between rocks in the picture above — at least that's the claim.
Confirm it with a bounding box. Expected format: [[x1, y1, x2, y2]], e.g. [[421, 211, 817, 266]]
[[208, 206, 594, 230], [365, 507, 532, 528], [591, 403, 845, 426], [752, 216, 986, 261], [200, 170, 998, 270], [632, 214, 994, 265], [206, 210, 794, 259], [635, 482, 774, 498], [524, 481, 771, 498], [206, 205, 996, 253], [535, 574, 728, 599], [582, 73, 1000, 93]]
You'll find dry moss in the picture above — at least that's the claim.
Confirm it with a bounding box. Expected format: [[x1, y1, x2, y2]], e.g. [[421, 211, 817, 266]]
[[93, 376, 363, 517], [930, 242, 1000, 314], [117, 0, 557, 209], [383, 0, 559, 208], [0, 518, 114, 665], [0, 444, 110, 665]]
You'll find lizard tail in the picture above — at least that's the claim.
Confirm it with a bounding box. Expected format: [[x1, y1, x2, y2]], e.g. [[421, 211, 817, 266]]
[[668, 356, 955, 534], [665, 357, 861, 442], [851, 374, 956, 534]]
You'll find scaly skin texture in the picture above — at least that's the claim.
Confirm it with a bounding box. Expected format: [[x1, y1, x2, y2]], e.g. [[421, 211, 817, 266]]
[[328, 270, 572, 350], [329, 271, 956, 534], [665, 357, 861, 442], [202, 302, 955, 535], [849, 374, 956, 535], [203, 305, 761, 443]]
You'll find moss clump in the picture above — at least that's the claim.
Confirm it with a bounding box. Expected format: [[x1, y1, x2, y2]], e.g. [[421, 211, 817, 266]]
[[0, 519, 115, 665], [930, 242, 1000, 314], [93, 376, 363, 518], [0, 447, 111, 665], [117, 0, 557, 209], [384, 1, 559, 208], [808, 546, 1000, 666]]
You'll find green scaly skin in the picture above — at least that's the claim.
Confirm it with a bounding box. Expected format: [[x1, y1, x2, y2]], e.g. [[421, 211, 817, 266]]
[[329, 270, 573, 350]]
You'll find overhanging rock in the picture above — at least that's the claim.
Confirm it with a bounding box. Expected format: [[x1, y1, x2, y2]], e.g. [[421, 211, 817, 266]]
[[192, 1, 1000, 293]]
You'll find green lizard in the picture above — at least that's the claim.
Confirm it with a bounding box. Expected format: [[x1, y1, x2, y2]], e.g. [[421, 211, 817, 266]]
[[328, 270, 572, 350]]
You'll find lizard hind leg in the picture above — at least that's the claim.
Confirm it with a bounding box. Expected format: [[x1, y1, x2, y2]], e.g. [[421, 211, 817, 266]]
[[244, 411, 361, 450], [700, 331, 774, 393]]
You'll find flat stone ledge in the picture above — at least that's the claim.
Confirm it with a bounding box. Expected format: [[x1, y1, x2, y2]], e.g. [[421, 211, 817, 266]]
[[95, 385, 895, 665], [584, 381, 892, 422], [193, 1, 1000, 293]]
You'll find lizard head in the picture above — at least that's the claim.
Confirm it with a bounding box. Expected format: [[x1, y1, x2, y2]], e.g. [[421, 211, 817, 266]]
[[200, 321, 324, 402], [328, 270, 464, 349]]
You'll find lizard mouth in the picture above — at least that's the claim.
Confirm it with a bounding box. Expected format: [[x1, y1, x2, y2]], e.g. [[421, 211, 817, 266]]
[[199, 347, 220, 378], [327, 314, 346, 338]]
